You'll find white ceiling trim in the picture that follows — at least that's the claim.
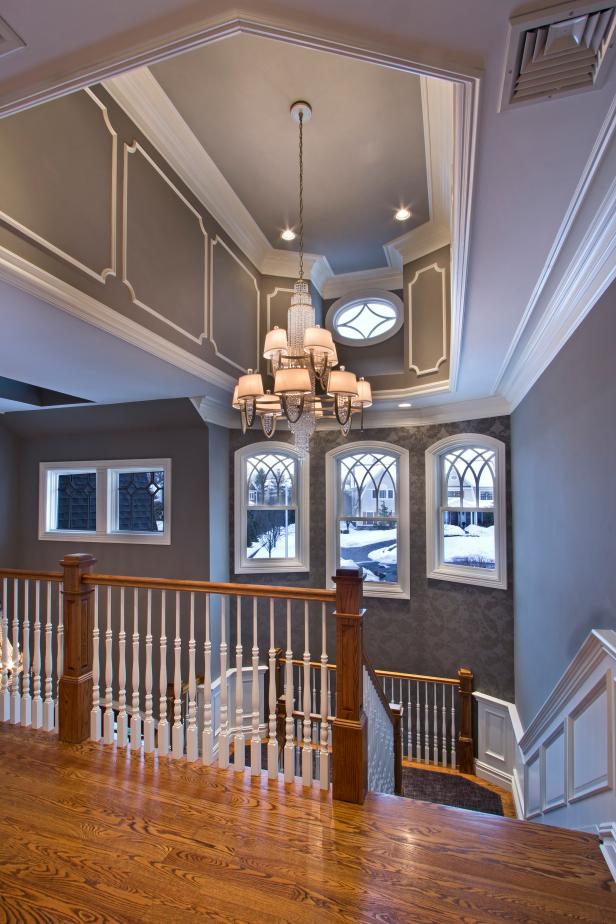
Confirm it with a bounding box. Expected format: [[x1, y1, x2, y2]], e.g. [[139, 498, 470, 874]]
[[321, 266, 403, 300], [103, 49, 460, 301], [495, 92, 616, 409], [0, 244, 236, 392], [194, 391, 510, 430]]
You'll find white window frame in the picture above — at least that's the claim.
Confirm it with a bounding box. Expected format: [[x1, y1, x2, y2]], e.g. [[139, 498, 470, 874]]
[[39, 458, 172, 545], [234, 441, 310, 575], [325, 289, 404, 347], [425, 434, 507, 589], [326, 441, 410, 599]]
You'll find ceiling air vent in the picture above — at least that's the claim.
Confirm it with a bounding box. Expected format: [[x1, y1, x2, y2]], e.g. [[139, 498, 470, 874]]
[[499, 2, 616, 110]]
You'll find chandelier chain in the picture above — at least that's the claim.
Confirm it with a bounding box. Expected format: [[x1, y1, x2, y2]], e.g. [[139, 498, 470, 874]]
[[298, 110, 304, 283]]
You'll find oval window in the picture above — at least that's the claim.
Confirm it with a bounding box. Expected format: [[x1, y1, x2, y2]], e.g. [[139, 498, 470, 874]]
[[326, 292, 403, 347]]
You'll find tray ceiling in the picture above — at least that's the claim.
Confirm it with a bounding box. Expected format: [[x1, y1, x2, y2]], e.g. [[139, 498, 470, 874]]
[[150, 34, 429, 275]]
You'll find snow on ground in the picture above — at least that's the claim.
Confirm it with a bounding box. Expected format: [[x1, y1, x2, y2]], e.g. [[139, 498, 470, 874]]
[[368, 544, 397, 564], [248, 524, 295, 559], [339, 525, 397, 547], [443, 527, 495, 566]]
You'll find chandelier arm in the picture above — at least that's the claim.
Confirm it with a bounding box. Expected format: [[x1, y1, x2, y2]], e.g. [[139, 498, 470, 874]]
[[334, 395, 352, 427], [281, 393, 306, 423]]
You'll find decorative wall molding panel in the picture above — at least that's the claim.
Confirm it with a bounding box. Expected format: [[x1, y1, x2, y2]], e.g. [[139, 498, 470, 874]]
[[0, 244, 235, 392], [495, 94, 616, 410], [209, 235, 260, 373], [476, 630, 616, 838], [0, 87, 117, 283], [123, 141, 208, 344], [408, 261, 448, 375], [266, 286, 294, 331]]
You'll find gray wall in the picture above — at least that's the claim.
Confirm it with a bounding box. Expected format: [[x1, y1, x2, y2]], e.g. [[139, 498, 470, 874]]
[[512, 280, 616, 727], [2, 399, 210, 579], [231, 416, 514, 701], [0, 419, 20, 568]]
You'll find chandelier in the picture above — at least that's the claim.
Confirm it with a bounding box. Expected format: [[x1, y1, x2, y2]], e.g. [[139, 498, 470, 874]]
[[232, 100, 372, 454]]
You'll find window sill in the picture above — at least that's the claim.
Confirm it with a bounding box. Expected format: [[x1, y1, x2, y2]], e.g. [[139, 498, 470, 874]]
[[235, 561, 310, 575], [427, 566, 507, 590], [39, 530, 171, 546]]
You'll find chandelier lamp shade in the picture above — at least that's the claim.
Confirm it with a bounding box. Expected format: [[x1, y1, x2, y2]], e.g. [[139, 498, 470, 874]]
[[231, 100, 373, 453]]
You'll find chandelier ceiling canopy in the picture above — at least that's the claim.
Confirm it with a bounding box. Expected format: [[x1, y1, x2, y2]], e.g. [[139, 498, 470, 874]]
[[232, 100, 372, 454]]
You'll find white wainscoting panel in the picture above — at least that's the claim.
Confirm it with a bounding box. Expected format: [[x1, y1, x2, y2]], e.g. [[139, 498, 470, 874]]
[[569, 676, 612, 803], [474, 692, 520, 798], [526, 751, 542, 819], [542, 723, 566, 813]]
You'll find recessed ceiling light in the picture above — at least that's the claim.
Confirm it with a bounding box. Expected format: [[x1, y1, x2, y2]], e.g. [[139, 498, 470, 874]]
[[398, 402, 412, 408], [281, 228, 296, 241], [394, 207, 411, 221]]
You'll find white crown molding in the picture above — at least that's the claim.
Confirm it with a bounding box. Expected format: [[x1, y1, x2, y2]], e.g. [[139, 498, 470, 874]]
[[383, 221, 450, 268], [104, 66, 271, 272], [372, 380, 451, 400], [321, 266, 403, 300], [495, 94, 616, 410], [197, 392, 510, 431], [0, 245, 236, 391]]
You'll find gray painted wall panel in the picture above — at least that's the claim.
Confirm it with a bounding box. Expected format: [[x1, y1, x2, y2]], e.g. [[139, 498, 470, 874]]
[[512, 280, 616, 727], [0, 422, 20, 568]]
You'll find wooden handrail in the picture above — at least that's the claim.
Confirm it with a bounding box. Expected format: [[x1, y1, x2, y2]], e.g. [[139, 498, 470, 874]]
[[374, 667, 459, 686], [279, 656, 337, 672], [83, 573, 336, 604], [0, 568, 62, 582]]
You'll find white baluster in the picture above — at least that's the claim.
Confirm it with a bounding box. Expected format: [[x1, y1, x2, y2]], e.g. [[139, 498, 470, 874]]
[[218, 596, 229, 769], [130, 588, 141, 750], [424, 682, 431, 763], [311, 664, 318, 744], [186, 592, 198, 763], [441, 684, 447, 766], [172, 591, 184, 759], [283, 600, 294, 783], [267, 599, 278, 779], [42, 582, 54, 731], [433, 682, 438, 765], [406, 679, 412, 760], [116, 588, 128, 747], [158, 591, 169, 756], [234, 597, 245, 771], [451, 684, 457, 769], [250, 598, 261, 776], [202, 595, 213, 764], [54, 584, 63, 732], [301, 602, 312, 786], [415, 680, 421, 763], [103, 586, 114, 745], [143, 590, 155, 753], [319, 604, 329, 790], [0, 578, 9, 721], [90, 587, 101, 740], [20, 580, 31, 727], [10, 578, 20, 724]]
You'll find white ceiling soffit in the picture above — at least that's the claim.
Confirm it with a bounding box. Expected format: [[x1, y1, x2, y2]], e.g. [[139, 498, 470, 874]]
[[103, 65, 453, 296], [500, 2, 616, 111]]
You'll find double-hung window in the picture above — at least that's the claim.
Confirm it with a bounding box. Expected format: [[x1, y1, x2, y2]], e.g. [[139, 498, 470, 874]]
[[425, 434, 507, 588], [326, 442, 409, 598], [39, 459, 171, 544], [234, 442, 309, 574]]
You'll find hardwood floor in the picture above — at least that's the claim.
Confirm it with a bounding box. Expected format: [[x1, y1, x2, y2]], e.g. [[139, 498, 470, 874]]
[[1, 724, 615, 923]]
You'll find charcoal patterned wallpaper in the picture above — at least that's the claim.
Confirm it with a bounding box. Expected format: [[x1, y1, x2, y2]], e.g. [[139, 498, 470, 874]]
[[230, 415, 513, 701]]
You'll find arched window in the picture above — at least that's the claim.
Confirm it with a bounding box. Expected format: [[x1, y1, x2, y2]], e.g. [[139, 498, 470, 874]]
[[325, 290, 404, 347], [425, 434, 507, 589], [326, 442, 409, 598], [234, 442, 309, 574]]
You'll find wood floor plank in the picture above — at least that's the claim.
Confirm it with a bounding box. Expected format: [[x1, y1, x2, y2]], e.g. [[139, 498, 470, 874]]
[[1, 724, 614, 924]]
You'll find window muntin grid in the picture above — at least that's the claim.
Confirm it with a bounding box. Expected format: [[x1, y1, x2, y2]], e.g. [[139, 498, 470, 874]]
[[333, 299, 398, 342], [245, 451, 298, 561], [440, 446, 496, 571], [336, 451, 399, 585]]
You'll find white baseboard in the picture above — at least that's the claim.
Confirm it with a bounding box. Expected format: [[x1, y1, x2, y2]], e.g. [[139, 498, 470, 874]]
[[475, 759, 513, 792]]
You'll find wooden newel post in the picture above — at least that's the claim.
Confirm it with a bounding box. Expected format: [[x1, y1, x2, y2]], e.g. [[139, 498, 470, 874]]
[[457, 667, 474, 774], [332, 567, 367, 804], [58, 554, 96, 743]]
